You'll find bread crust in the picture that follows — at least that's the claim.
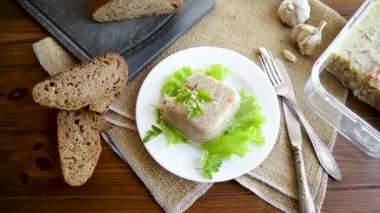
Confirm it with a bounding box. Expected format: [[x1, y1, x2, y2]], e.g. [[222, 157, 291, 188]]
[[88, 0, 184, 22], [88, 0, 111, 15]]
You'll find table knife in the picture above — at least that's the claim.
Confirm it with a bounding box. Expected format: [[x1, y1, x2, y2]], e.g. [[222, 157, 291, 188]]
[[282, 86, 316, 213], [275, 58, 342, 181]]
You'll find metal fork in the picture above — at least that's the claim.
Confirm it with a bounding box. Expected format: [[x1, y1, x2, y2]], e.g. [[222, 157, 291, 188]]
[[258, 48, 342, 181]]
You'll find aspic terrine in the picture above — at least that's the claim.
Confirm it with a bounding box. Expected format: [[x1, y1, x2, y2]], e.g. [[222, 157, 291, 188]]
[[325, 1, 380, 111], [160, 73, 241, 143]]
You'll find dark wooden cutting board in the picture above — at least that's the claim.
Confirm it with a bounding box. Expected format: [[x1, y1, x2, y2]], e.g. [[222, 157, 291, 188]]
[[16, 0, 216, 80]]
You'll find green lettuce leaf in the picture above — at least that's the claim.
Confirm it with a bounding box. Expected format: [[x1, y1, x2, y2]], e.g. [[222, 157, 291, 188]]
[[161, 122, 188, 145], [226, 90, 266, 140], [161, 67, 193, 96], [202, 64, 230, 81], [200, 90, 266, 178], [201, 152, 223, 179]]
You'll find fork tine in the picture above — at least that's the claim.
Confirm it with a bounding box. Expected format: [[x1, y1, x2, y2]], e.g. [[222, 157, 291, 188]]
[[268, 50, 283, 83], [259, 48, 285, 86], [259, 48, 278, 86], [264, 50, 281, 85], [259, 55, 276, 86]]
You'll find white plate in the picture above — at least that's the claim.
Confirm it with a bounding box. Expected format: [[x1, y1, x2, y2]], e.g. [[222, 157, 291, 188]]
[[136, 47, 280, 182]]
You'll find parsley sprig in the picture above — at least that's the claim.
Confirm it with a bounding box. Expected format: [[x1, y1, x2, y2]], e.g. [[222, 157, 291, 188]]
[[142, 125, 162, 143], [175, 86, 212, 119]]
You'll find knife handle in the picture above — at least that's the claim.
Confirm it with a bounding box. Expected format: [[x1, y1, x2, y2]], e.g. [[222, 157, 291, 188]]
[[283, 97, 342, 181], [293, 145, 316, 213]]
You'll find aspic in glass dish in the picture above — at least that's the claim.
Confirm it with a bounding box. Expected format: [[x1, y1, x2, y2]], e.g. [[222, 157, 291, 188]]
[[304, 0, 380, 158]]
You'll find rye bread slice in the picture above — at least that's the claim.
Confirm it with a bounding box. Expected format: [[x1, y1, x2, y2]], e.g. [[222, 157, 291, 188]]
[[32, 52, 128, 113], [57, 110, 111, 186], [89, 0, 183, 22]]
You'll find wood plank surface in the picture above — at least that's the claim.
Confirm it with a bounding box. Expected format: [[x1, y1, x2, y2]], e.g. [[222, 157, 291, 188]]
[[1, 0, 379, 212]]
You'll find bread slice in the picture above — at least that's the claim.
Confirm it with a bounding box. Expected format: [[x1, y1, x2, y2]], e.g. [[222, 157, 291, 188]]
[[32, 52, 128, 113], [57, 110, 111, 186], [89, 0, 183, 22]]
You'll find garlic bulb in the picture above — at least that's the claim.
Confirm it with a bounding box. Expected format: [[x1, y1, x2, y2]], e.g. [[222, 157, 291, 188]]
[[292, 21, 327, 55], [278, 0, 310, 27]]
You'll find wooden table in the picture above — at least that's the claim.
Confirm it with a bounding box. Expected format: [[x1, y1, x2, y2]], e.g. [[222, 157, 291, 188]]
[[1, 0, 379, 212]]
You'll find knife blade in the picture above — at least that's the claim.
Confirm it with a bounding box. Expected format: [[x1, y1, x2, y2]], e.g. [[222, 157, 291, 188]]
[[283, 91, 303, 147], [275, 58, 342, 181]]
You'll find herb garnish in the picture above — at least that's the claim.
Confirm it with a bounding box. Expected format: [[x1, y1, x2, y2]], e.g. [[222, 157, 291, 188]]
[[142, 125, 162, 143], [175, 86, 213, 119]]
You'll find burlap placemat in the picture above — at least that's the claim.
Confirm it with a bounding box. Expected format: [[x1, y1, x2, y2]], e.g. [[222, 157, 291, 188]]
[[32, 0, 348, 212]]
